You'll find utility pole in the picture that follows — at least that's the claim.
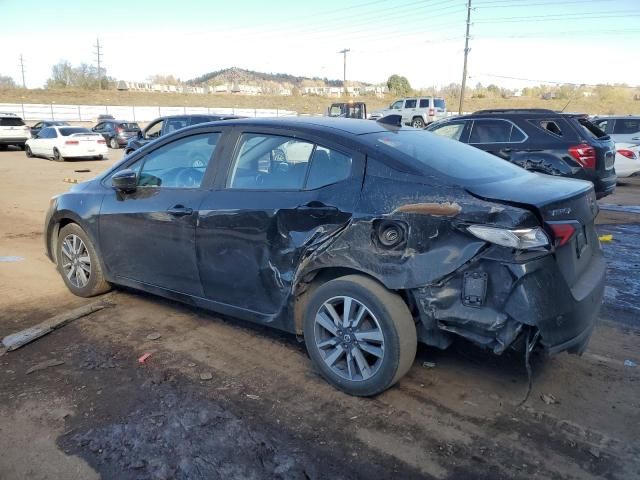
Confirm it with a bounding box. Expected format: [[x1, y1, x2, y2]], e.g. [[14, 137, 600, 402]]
[[94, 38, 103, 90], [458, 0, 472, 114], [19, 54, 26, 88], [338, 48, 350, 93]]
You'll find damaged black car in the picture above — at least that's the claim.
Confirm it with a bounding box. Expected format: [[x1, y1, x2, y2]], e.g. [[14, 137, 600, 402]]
[[44, 117, 606, 396]]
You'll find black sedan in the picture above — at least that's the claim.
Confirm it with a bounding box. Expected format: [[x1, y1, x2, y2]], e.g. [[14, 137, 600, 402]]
[[44, 117, 605, 396]]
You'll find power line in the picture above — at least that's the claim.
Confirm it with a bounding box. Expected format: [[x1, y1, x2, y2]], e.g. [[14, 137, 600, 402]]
[[94, 38, 103, 90], [459, 0, 472, 114], [474, 11, 640, 23], [476, 73, 640, 89]]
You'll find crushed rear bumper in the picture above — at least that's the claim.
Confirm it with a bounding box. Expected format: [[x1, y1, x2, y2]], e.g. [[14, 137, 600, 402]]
[[410, 247, 605, 355]]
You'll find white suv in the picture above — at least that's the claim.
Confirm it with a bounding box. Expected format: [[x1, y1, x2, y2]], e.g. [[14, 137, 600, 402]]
[[0, 113, 31, 150], [369, 97, 447, 128]]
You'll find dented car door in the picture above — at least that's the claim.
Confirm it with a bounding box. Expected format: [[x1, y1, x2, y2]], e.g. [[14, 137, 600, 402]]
[[196, 128, 362, 322]]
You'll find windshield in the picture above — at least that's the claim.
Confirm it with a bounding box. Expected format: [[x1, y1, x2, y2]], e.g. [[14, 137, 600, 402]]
[[59, 127, 92, 136], [364, 130, 529, 185]]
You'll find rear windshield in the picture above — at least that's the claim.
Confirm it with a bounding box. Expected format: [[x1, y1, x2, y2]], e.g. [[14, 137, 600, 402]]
[[576, 118, 608, 140], [0, 117, 25, 126], [365, 130, 528, 185], [434, 99, 446, 110], [119, 122, 140, 130], [59, 127, 92, 136]]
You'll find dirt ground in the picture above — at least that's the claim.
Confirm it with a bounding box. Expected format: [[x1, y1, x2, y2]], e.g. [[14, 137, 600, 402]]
[[0, 147, 639, 480]]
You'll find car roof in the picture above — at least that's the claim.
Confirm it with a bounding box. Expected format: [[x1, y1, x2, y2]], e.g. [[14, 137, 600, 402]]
[[0, 112, 20, 117], [194, 116, 391, 136], [441, 109, 588, 121]]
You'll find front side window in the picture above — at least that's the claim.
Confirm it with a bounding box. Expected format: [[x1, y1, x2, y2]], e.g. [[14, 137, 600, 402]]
[[134, 133, 220, 189], [429, 121, 466, 141], [391, 100, 403, 110], [470, 119, 523, 144], [404, 99, 417, 108], [145, 120, 164, 139]]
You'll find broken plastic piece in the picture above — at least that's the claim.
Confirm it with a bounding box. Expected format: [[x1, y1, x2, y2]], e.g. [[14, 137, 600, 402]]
[[138, 353, 152, 364], [598, 234, 613, 242]]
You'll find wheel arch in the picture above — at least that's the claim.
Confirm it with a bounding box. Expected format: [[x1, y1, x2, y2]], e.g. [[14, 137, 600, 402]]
[[292, 266, 411, 334]]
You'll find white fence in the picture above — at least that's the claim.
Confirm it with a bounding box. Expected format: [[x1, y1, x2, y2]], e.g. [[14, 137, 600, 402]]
[[0, 103, 298, 122]]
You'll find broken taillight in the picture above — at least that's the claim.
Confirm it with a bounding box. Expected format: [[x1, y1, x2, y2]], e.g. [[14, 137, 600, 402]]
[[548, 223, 576, 247], [568, 144, 596, 169]]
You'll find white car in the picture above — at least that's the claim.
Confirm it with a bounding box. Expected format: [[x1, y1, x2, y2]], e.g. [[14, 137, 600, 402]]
[[369, 96, 447, 128], [0, 113, 31, 150], [25, 126, 107, 161], [614, 143, 640, 178]]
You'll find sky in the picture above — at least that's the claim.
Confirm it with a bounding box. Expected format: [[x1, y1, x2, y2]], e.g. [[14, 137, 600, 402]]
[[0, 0, 639, 90]]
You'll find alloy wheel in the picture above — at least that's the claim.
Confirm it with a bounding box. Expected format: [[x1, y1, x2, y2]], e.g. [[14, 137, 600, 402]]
[[60, 234, 91, 288], [313, 296, 385, 381]]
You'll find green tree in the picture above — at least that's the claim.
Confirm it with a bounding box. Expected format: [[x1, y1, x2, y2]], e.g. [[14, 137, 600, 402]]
[[0, 74, 17, 88], [387, 74, 412, 96]]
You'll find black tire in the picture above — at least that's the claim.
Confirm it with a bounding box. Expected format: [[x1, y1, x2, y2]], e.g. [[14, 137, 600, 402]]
[[53, 148, 65, 162], [0, 145, 7, 151], [56, 223, 111, 297], [109, 137, 119, 149], [303, 274, 417, 396], [411, 117, 425, 128], [25, 145, 33, 158]]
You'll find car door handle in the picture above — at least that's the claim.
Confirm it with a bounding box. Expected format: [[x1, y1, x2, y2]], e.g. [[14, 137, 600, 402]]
[[295, 202, 339, 215], [632, 137, 640, 141], [167, 205, 193, 216]]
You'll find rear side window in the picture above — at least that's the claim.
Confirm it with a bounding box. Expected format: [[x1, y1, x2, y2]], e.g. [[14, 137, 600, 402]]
[[469, 119, 525, 143], [306, 146, 352, 190], [539, 120, 563, 136], [577, 118, 607, 139], [404, 99, 417, 108], [419, 99, 430, 108], [59, 128, 91, 136], [228, 134, 351, 190], [613, 119, 640, 134], [0, 117, 25, 126]]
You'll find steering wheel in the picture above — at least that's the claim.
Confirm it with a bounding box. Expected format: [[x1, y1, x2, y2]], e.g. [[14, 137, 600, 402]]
[[176, 168, 204, 188]]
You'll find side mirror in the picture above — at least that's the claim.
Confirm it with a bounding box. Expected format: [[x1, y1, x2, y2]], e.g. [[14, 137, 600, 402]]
[[111, 169, 137, 192]]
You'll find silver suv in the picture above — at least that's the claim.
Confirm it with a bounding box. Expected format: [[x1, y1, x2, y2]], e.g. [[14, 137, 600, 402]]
[[0, 113, 31, 150], [592, 116, 640, 144], [369, 97, 447, 127]]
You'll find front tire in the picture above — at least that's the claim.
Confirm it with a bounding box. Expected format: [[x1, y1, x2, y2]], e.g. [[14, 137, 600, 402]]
[[303, 274, 417, 396], [411, 117, 425, 128], [56, 223, 111, 297], [109, 137, 119, 149], [25, 145, 33, 158]]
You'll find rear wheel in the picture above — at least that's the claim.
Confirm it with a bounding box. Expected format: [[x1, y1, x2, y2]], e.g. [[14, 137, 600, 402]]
[[25, 145, 33, 158], [411, 117, 425, 128], [303, 274, 417, 396], [57, 223, 111, 297], [53, 148, 64, 162], [109, 137, 119, 149]]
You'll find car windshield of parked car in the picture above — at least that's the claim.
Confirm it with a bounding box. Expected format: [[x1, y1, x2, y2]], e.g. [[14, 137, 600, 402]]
[[59, 127, 92, 136], [366, 130, 529, 184]]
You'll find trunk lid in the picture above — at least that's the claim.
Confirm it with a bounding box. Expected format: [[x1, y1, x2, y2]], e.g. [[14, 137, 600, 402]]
[[467, 173, 600, 289]]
